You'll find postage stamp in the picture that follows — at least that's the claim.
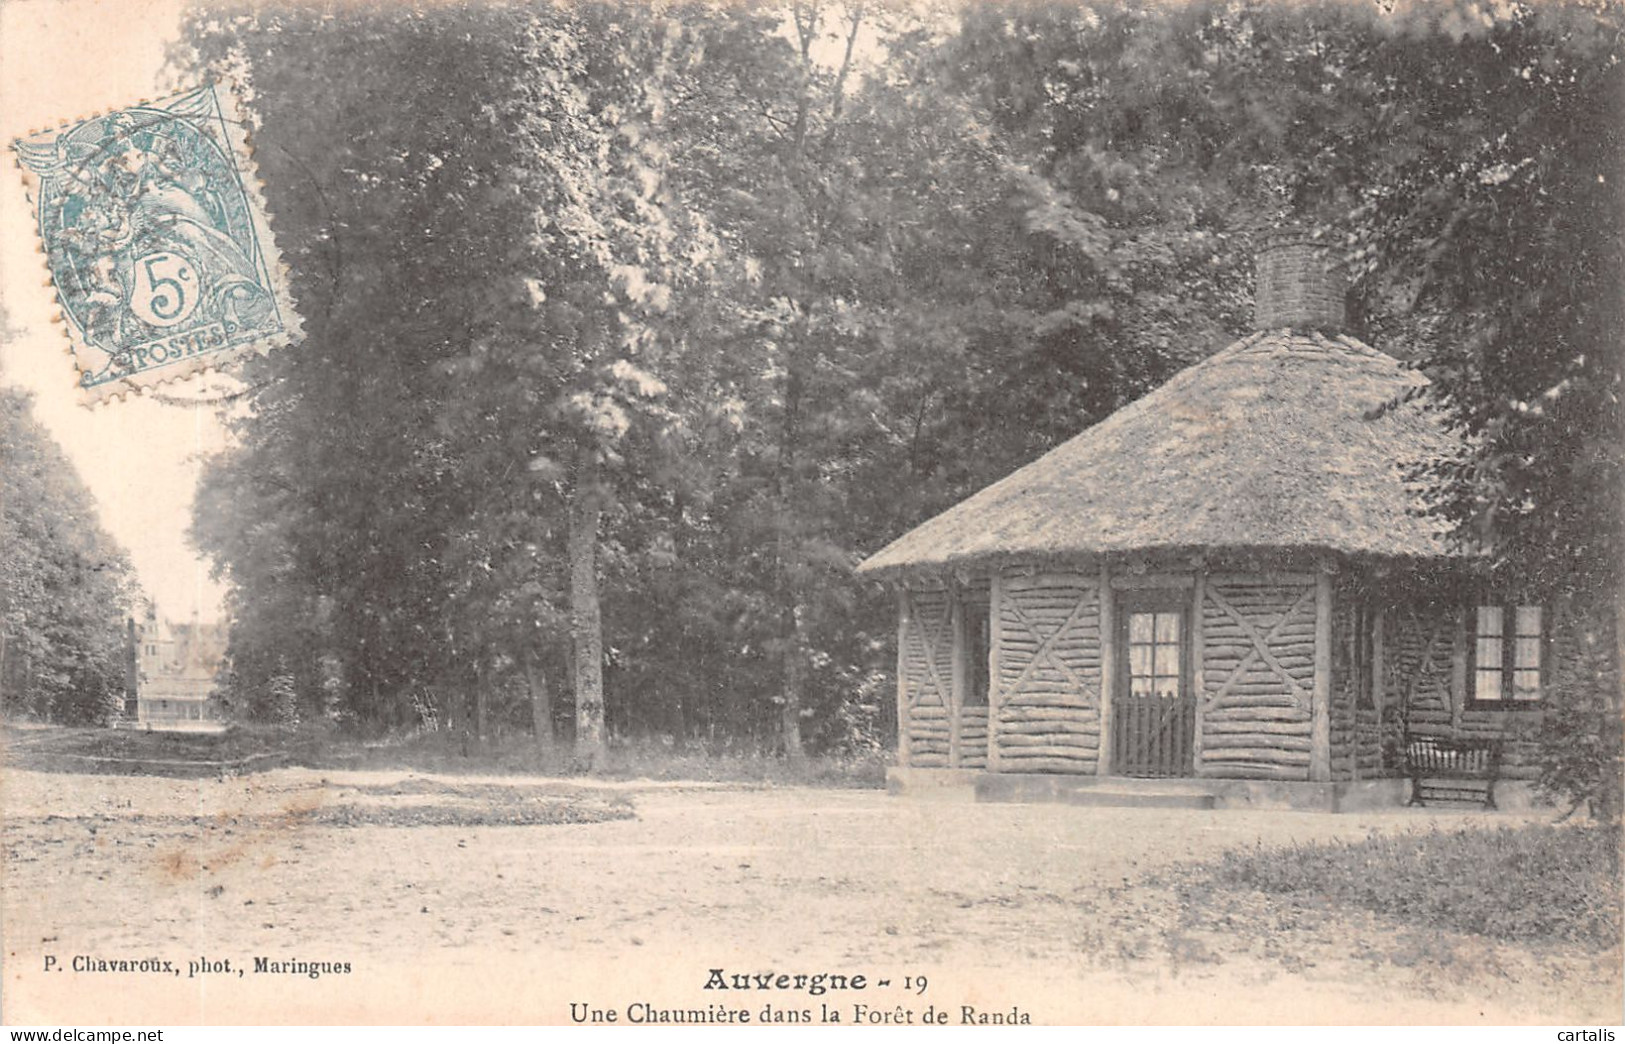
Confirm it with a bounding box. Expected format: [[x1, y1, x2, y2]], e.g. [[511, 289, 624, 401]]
[[12, 83, 301, 403]]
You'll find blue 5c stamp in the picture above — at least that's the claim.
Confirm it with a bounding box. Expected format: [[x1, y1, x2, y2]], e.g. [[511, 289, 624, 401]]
[[13, 83, 301, 402]]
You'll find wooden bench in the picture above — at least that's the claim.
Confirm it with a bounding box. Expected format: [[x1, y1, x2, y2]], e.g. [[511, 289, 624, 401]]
[[1405, 735, 1504, 809]]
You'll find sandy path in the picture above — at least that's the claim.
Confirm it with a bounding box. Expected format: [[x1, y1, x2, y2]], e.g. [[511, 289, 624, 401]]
[[3, 767, 1617, 1025]]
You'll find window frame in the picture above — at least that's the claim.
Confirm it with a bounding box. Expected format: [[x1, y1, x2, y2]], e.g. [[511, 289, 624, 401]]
[[1466, 601, 1547, 712], [1116, 589, 1191, 702]]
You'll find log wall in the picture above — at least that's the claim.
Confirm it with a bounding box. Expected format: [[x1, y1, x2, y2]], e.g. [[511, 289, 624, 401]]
[[897, 587, 955, 768], [1355, 607, 1384, 778], [958, 706, 989, 769], [992, 569, 1103, 774], [954, 582, 991, 769], [1384, 602, 1456, 754], [1329, 592, 1357, 782], [893, 568, 1566, 784], [1451, 602, 1552, 779], [1328, 582, 1383, 780], [1381, 598, 1557, 781], [1197, 576, 1317, 780]]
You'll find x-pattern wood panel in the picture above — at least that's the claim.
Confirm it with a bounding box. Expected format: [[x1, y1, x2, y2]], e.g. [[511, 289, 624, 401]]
[[905, 591, 952, 707], [1001, 587, 1097, 705], [1406, 615, 1450, 702], [1205, 584, 1316, 708]]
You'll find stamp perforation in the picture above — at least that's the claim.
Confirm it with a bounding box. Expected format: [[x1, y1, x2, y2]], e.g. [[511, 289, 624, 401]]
[[12, 79, 303, 405]]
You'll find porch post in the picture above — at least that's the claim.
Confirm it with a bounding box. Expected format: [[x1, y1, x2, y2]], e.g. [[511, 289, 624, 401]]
[[1191, 571, 1206, 777], [987, 569, 1003, 774], [1450, 608, 1467, 733], [947, 581, 964, 769], [895, 587, 911, 769], [1371, 606, 1386, 774], [1097, 561, 1115, 777], [1311, 572, 1332, 782]]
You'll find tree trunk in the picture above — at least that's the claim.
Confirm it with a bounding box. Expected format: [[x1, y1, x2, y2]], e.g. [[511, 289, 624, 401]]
[[473, 651, 488, 746], [570, 461, 608, 765], [671, 691, 688, 750], [780, 600, 805, 759], [526, 649, 554, 751], [772, 366, 807, 761], [442, 685, 456, 733]]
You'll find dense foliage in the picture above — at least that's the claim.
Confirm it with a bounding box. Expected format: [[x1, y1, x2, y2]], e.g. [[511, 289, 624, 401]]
[[182, 0, 1622, 772], [0, 388, 135, 723], [1540, 636, 1624, 818]]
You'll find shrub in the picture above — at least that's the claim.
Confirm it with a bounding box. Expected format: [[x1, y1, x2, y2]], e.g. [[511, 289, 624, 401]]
[[95, 682, 127, 726], [303, 725, 888, 787], [1537, 631, 1622, 820], [265, 669, 299, 729]]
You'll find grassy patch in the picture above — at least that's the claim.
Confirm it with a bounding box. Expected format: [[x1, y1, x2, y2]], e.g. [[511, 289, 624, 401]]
[[3, 723, 305, 776], [317, 729, 889, 788], [1189, 823, 1622, 950], [291, 800, 635, 828], [340, 779, 596, 801], [9, 798, 636, 831], [4, 723, 888, 788], [5, 723, 287, 760]]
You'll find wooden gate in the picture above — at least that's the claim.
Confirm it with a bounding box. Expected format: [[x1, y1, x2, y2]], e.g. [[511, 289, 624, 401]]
[[1111, 694, 1197, 777]]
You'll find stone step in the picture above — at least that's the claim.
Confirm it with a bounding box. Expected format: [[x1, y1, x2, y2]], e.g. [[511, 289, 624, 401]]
[[1059, 787, 1216, 810], [976, 773, 1220, 807]]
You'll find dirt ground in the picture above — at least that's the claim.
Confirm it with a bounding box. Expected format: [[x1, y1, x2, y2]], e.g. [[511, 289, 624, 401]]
[[3, 765, 1619, 1026]]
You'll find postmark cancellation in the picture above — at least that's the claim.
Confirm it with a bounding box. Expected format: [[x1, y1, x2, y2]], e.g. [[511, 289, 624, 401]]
[[12, 83, 301, 403]]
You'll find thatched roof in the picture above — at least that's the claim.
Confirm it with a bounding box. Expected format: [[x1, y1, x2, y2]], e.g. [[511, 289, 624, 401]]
[[857, 330, 1460, 578]]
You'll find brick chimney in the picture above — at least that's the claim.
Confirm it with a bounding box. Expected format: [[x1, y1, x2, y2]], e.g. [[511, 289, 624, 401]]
[[1253, 231, 1347, 333]]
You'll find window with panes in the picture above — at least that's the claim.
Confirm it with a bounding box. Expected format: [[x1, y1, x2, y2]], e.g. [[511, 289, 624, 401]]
[[1470, 604, 1544, 709], [1127, 608, 1184, 699]]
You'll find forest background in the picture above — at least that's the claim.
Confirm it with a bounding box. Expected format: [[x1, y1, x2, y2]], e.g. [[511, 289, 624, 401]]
[[4, 0, 1619, 798]]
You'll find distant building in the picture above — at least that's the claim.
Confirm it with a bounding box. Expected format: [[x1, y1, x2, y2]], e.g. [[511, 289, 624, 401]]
[[129, 606, 227, 726]]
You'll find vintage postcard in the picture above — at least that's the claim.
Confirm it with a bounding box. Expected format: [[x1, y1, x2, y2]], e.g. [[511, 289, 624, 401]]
[[1, 0, 1620, 1032]]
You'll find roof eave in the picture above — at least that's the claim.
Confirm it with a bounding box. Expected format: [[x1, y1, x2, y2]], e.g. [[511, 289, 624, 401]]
[[856, 540, 1470, 584]]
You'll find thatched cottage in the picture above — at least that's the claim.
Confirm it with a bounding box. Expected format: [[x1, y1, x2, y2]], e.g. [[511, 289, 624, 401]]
[[857, 237, 1552, 809]]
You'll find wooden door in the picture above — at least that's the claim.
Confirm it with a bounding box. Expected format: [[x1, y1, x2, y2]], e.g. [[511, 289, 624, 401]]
[[1112, 590, 1196, 778]]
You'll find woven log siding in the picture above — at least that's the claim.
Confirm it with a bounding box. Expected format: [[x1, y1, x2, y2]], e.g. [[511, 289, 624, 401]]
[[1451, 602, 1574, 781], [1329, 594, 1357, 781], [1327, 586, 1392, 781], [1354, 707, 1383, 776], [1355, 606, 1384, 777], [994, 570, 1102, 774], [1460, 708, 1544, 781], [1199, 578, 1317, 780], [1387, 605, 1455, 742], [1378, 613, 1410, 770], [958, 706, 989, 769], [1469, 710, 1542, 781], [899, 588, 955, 768], [1380, 600, 1550, 781]]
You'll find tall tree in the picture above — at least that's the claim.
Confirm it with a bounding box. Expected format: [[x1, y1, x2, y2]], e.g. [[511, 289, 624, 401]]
[[939, 0, 1621, 598], [185, 4, 719, 755], [665, 2, 1029, 755], [0, 388, 135, 723]]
